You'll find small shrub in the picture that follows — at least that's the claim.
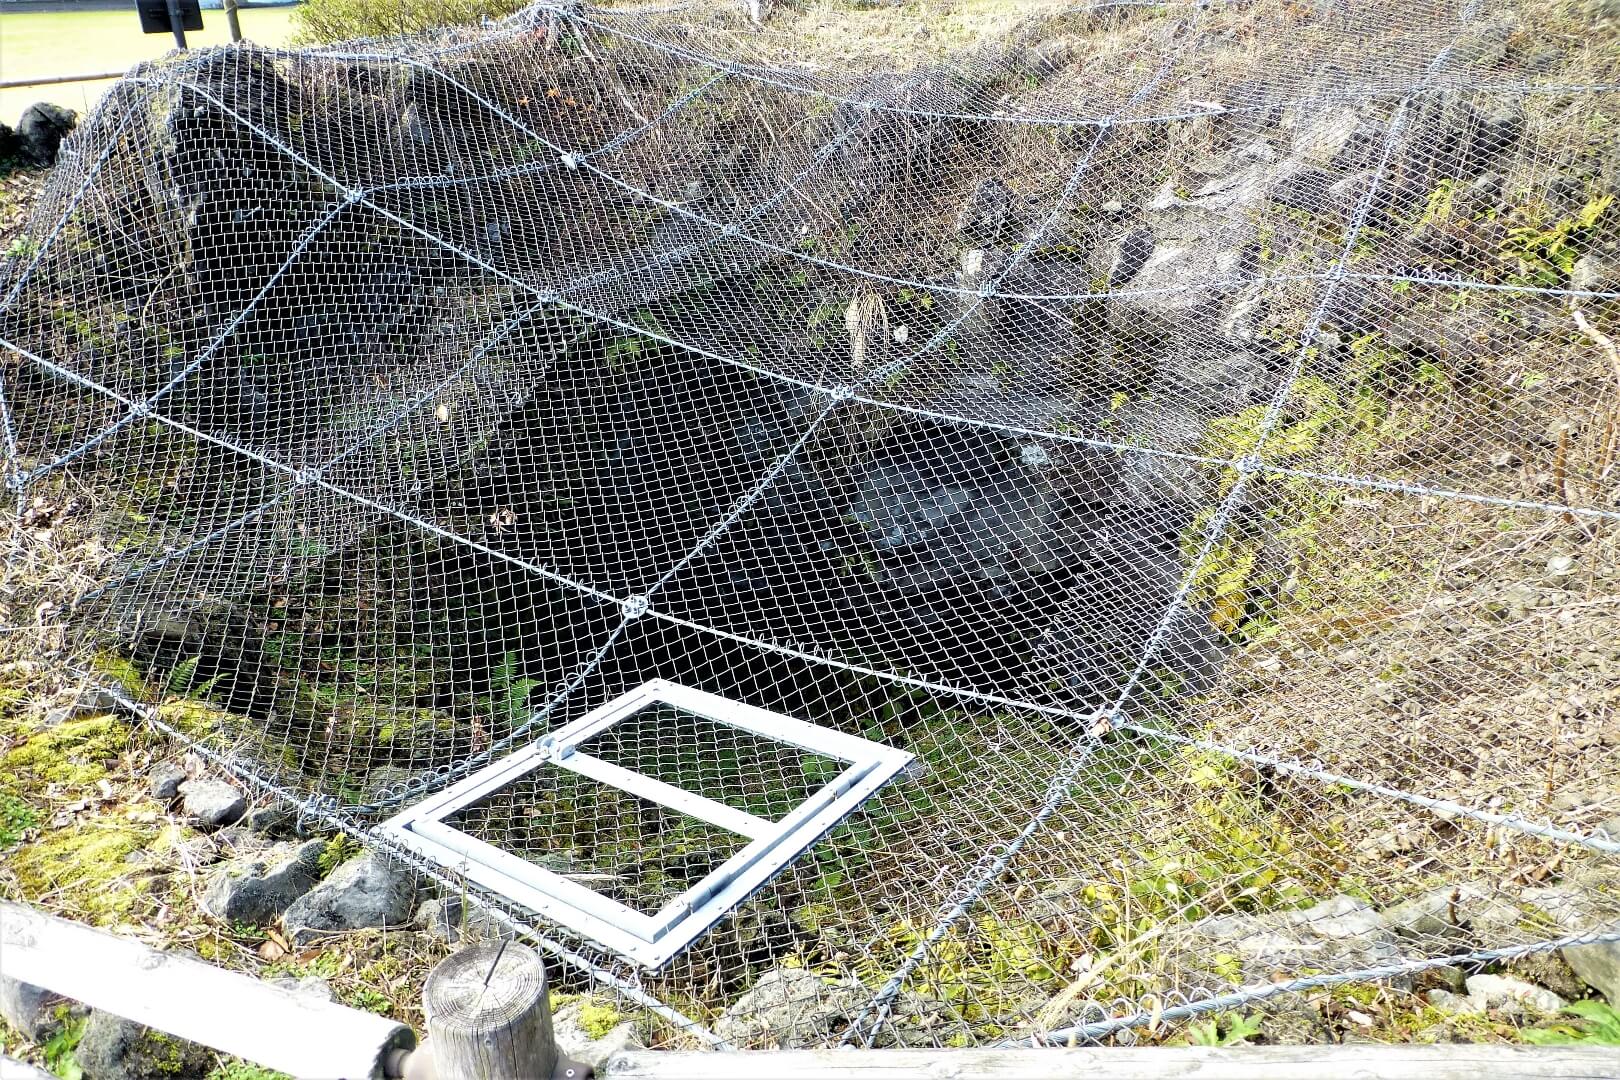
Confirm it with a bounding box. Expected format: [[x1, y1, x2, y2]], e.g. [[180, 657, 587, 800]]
[[294, 0, 529, 44]]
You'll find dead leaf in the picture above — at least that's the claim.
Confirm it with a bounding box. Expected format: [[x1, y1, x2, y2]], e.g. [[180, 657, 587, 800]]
[[258, 939, 287, 962]]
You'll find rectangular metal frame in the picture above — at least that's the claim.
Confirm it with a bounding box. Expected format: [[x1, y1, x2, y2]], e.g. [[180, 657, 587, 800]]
[[378, 679, 913, 968]]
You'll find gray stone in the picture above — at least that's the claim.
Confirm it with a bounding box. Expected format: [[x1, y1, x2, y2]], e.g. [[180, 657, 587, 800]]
[[283, 852, 417, 946], [1381, 881, 1522, 943], [0, 977, 72, 1043], [1425, 987, 1485, 1015], [16, 103, 77, 167], [1523, 879, 1620, 1003], [1108, 227, 1155, 287], [415, 895, 505, 944], [1168, 896, 1409, 986], [955, 178, 1011, 248], [1572, 254, 1616, 293], [75, 1010, 216, 1080], [552, 998, 645, 1071], [269, 975, 335, 1002], [43, 687, 121, 727], [1463, 973, 1565, 1017], [714, 967, 950, 1049], [179, 778, 246, 828], [201, 838, 325, 925], [244, 804, 300, 838], [147, 761, 187, 801]]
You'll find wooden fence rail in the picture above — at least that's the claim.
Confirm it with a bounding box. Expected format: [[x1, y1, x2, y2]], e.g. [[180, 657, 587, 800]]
[[3, 902, 1618, 1079]]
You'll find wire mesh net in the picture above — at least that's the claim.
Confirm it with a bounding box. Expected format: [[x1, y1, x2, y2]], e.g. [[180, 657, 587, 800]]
[[3, 0, 1619, 1049]]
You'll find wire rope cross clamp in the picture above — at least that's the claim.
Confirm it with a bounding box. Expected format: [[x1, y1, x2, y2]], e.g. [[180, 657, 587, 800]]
[[620, 593, 650, 621]]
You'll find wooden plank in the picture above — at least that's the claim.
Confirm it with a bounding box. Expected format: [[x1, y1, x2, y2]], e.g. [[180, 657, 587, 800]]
[[600, 1045, 1620, 1080], [0, 902, 414, 1080], [1, 1056, 57, 1080]]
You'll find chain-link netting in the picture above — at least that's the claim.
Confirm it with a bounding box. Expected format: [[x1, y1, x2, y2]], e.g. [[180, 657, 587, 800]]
[[3, 0, 1619, 1050]]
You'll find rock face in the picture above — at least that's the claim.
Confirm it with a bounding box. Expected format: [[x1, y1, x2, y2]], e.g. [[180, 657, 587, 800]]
[[283, 852, 416, 946], [179, 778, 246, 828], [75, 1010, 216, 1080], [16, 103, 77, 167], [201, 838, 325, 924]]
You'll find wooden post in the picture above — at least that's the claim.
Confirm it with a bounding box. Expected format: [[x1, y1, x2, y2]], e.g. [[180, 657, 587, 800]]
[[222, 0, 244, 43], [422, 943, 587, 1080]]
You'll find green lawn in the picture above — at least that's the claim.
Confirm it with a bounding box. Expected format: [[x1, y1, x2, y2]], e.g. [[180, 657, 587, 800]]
[[1, 8, 299, 128]]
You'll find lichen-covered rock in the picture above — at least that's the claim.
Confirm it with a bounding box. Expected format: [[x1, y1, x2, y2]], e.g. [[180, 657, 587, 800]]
[[283, 851, 416, 946], [201, 838, 325, 924], [75, 1010, 216, 1080], [552, 997, 645, 1071], [179, 778, 246, 828]]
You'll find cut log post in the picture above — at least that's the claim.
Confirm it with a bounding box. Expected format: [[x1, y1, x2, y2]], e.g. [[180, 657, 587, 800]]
[[422, 942, 588, 1080]]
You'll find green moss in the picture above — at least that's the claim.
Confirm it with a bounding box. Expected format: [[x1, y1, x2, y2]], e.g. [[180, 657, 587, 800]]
[[91, 652, 149, 697], [0, 714, 130, 789], [577, 998, 624, 1039], [10, 818, 158, 924], [0, 787, 39, 847]]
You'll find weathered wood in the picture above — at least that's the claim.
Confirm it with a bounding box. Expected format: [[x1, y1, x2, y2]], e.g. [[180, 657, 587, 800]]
[[424, 942, 581, 1080], [600, 1045, 1620, 1080], [1, 1055, 57, 1080], [0, 902, 413, 1080]]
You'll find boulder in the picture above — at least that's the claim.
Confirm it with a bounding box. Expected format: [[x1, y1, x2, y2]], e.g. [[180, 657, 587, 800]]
[[848, 455, 1073, 594], [283, 852, 416, 946], [201, 838, 325, 925], [0, 977, 72, 1043], [1166, 896, 1410, 986], [552, 997, 645, 1071], [415, 895, 505, 945], [1462, 973, 1565, 1017], [1524, 876, 1620, 1004], [714, 967, 950, 1049], [0, 121, 18, 162], [1380, 881, 1523, 944], [16, 103, 77, 167], [43, 686, 121, 727], [179, 778, 246, 828], [75, 1010, 216, 1080]]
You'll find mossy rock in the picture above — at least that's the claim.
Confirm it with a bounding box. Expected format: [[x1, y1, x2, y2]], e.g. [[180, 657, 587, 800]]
[[78, 1010, 218, 1080]]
